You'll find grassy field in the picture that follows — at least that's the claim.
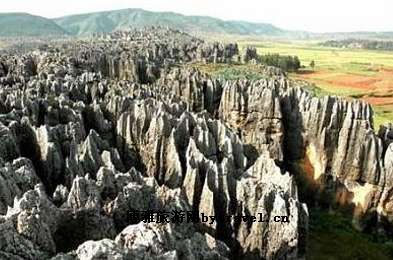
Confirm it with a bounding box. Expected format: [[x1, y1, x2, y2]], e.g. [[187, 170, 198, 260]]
[[238, 41, 393, 128]]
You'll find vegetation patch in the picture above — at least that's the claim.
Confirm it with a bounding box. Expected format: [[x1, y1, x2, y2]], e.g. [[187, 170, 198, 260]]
[[259, 53, 301, 72], [309, 208, 393, 260], [321, 39, 393, 52], [191, 63, 275, 80]]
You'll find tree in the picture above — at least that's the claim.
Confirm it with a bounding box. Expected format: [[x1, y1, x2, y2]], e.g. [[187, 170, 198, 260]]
[[310, 60, 315, 70], [293, 56, 301, 71], [259, 53, 301, 72]]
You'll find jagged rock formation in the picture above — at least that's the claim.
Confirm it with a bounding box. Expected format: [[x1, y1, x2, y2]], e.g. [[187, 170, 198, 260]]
[[217, 76, 393, 233], [219, 79, 286, 162], [0, 28, 391, 259], [279, 90, 393, 232]]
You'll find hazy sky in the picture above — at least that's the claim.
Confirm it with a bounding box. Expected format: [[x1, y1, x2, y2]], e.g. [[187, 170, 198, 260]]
[[1, 0, 392, 32]]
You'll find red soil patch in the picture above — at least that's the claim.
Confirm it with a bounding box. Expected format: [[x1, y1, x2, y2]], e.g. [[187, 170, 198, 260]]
[[296, 69, 393, 108], [298, 69, 393, 92], [363, 97, 393, 106], [328, 76, 380, 90]]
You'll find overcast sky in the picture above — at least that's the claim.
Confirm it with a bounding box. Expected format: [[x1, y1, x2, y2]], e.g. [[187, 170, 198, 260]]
[[1, 0, 392, 33]]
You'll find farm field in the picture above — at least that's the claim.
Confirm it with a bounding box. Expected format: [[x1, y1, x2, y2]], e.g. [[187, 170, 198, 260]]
[[239, 41, 393, 128]]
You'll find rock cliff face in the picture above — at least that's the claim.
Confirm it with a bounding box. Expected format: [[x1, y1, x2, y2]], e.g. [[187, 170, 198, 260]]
[[217, 77, 393, 232], [280, 88, 393, 231], [219, 79, 286, 162], [0, 28, 391, 259]]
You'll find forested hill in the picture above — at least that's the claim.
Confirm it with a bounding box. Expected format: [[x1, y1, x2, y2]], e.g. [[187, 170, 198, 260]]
[[52, 8, 285, 36], [0, 13, 67, 37]]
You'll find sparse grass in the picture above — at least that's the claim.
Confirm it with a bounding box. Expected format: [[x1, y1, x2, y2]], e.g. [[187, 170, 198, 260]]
[[303, 80, 365, 97], [301, 83, 330, 98], [309, 209, 393, 260], [0, 41, 5, 50], [374, 105, 393, 128]]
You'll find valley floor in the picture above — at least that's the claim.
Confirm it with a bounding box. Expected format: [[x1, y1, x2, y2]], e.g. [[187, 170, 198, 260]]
[[309, 209, 393, 260]]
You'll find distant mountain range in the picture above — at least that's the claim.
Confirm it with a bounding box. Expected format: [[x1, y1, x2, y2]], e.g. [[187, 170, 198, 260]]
[[0, 13, 66, 37], [53, 8, 285, 36], [0, 9, 284, 38], [0, 9, 392, 39]]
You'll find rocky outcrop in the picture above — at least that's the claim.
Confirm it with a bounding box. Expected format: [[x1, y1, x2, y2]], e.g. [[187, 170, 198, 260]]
[[235, 154, 308, 259], [280, 87, 393, 231], [115, 98, 248, 190], [1, 184, 60, 258], [219, 79, 286, 162], [0, 122, 19, 160], [0, 158, 40, 214], [115, 222, 230, 259], [156, 67, 223, 114]]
